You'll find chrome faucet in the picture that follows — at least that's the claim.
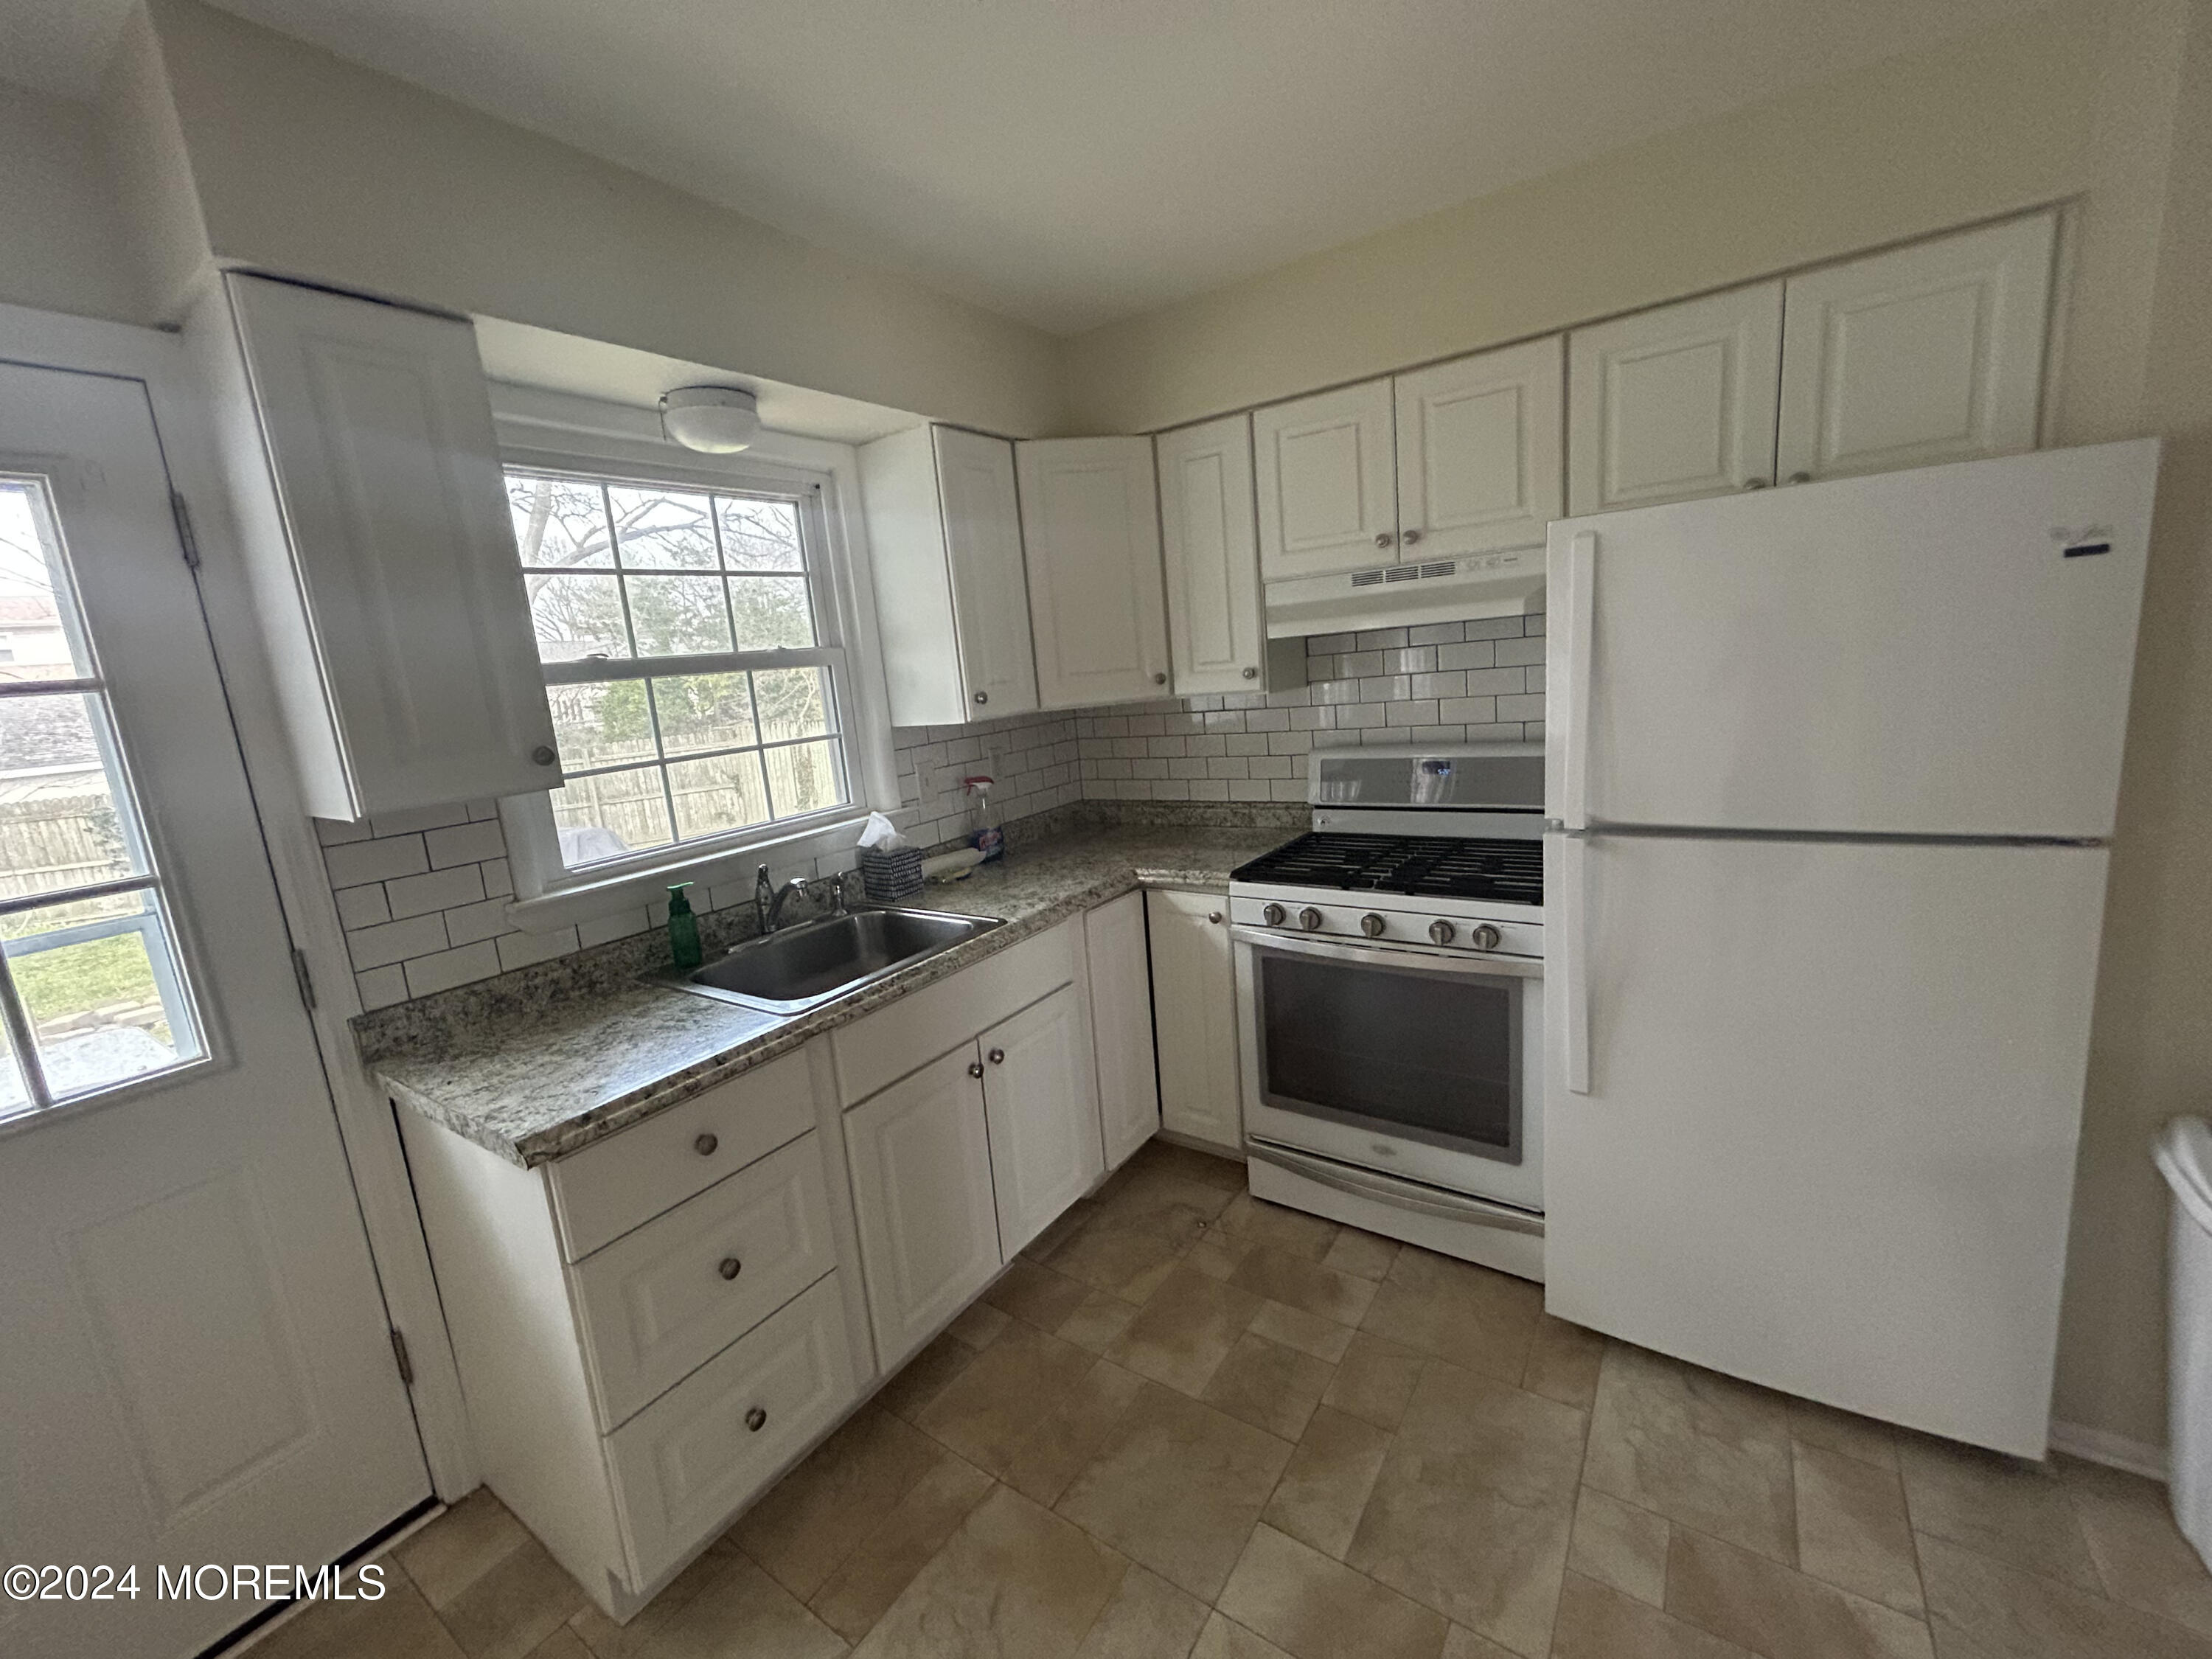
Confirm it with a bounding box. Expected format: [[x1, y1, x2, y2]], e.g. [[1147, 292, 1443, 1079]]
[[755, 865, 851, 935]]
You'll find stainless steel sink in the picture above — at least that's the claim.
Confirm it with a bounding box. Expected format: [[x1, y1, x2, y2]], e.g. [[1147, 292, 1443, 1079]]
[[659, 906, 1005, 1015]]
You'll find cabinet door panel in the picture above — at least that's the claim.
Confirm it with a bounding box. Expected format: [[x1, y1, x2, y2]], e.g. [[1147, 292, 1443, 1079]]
[[843, 1046, 1001, 1368], [981, 984, 1105, 1256], [1778, 213, 2054, 483], [1157, 416, 1265, 696], [1568, 282, 1784, 514], [933, 426, 1039, 717], [1395, 336, 1563, 558], [1146, 889, 1242, 1153], [1253, 380, 1397, 581], [1086, 891, 1160, 1169], [1018, 438, 1169, 708]]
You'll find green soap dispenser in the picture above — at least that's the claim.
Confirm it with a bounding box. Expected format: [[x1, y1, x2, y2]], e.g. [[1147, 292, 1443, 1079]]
[[667, 882, 703, 970]]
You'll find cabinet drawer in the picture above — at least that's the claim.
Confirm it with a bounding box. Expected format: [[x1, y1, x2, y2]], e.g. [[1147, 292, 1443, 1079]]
[[573, 1133, 837, 1430], [608, 1273, 857, 1588], [548, 1046, 819, 1260]]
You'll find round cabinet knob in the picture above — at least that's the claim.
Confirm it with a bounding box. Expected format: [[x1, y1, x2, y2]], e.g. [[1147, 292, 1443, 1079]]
[[1427, 919, 1455, 945], [531, 744, 558, 766], [1402, 529, 1423, 546], [987, 1047, 1006, 1065], [1360, 913, 1386, 939], [745, 1406, 768, 1433], [1742, 478, 1770, 490], [1298, 906, 1324, 932], [967, 1060, 985, 1079], [1788, 471, 1814, 484], [1241, 666, 1259, 680], [1153, 672, 1168, 685], [1374, 531, 1396, 549], [1262, 902, 1286, 926], [973, 690, 989, 705], [694, 1133, 719, 1158], [1208, 911, 1223, 925], [1471, 923, 1503, 951], [717, 1256, 742, 1281]]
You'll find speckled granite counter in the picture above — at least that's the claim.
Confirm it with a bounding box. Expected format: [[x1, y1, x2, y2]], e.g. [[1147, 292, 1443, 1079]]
[[375, 826, 1290, 1168]]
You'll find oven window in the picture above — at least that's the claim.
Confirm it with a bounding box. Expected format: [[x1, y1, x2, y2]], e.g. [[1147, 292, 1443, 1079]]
[[1256, 951, 1520, 1158]]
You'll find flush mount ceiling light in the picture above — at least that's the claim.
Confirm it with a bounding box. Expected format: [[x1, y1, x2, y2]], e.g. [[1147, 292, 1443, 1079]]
[[661, 385, 760, 453]]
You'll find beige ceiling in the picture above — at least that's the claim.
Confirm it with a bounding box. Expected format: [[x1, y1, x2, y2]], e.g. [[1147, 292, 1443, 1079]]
[[12, 0, 2045, 335]]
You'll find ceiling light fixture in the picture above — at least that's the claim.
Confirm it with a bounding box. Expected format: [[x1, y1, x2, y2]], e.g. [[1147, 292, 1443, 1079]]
[[661, 385, 760, 453]]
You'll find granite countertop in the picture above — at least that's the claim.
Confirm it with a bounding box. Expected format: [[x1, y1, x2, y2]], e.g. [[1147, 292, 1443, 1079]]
[[376, 826, 1290, 1169]]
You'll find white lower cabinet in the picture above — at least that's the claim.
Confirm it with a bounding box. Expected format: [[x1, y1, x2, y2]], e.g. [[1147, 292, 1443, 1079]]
[[1147, 888, 1243, 1152], [981, 985, 1105, 1256], [1085, 890, 1161, 1168]]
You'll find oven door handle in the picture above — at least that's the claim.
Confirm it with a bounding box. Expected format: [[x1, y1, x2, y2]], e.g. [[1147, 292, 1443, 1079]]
[[1248, 1141, 1545, 1237], [1231, 925, 1542, 978]]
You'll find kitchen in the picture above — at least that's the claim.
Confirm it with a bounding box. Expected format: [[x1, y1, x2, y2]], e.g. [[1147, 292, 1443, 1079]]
[[1, 2, 2209, 1657]]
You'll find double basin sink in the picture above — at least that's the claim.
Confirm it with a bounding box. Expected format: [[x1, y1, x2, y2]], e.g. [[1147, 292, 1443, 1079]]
[[659, 905, 1005, 1016]]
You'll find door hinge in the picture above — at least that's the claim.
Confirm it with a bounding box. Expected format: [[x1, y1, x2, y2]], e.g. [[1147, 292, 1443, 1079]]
[[290, 947, 316, 1011], [170, 491, 201, 568], [389, 1328, 414, 1388]]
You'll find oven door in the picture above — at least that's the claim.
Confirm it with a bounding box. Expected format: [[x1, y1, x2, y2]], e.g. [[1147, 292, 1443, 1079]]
[[1232, 926, 1543, 1211]]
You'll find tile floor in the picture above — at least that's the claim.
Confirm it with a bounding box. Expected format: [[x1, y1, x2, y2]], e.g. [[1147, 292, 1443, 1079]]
[[254, 1140, 2212, 1659]]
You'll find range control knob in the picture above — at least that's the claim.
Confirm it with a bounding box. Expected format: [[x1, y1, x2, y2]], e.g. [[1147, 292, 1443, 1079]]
[[1471, 922, 1503, 951], [1360, 913, 1387, 939], [1262, 902, 1286, 927], [1427, 919, 1455, 946], [1298, 906, 1324, 932]]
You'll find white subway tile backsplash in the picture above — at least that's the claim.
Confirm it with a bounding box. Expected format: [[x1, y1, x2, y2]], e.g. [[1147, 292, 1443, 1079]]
[[324, 833, 429, 888], [424, 819, 507, 869], [333, 883, 391, 930], [370, 802, 473, 838], [1437, 641, 1497, 671], [385, 863, 487, 920], [346, 911, 448, 971], [442, 896, 512, 948], [497, 926, 581, 973], [1461, 667, 1527, 696], [1495, 636, 1547, 668], [355, 964, 410, 1011], [1498, 693, 1548, 722], [403, 940, 503, 1000]]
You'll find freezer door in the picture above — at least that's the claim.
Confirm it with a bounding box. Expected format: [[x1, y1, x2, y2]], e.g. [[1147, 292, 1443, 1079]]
[[1543, 832, 2107, 1455], [1545, 439, 2157, 838]]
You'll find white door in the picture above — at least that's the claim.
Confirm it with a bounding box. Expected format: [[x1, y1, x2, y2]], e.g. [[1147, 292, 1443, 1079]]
[[1777, 212, 2056, 484], [1545, 439, 2158, 839], [1544, 831, 2107, 1455], [979, 985, 1104, 1256], [1085, 891, 1160, 1169], [1156, 417, 1266, 696], [0, 364, 428, 1659], [933, 427, 1038, 717], [842, 1045, 1002, 1368], [1394, 335, 1565, 560], [1253, 379, 1398, 581], [1147, 889, 1242, 1152], [1567, 282, 1784, 513], [1016, 437, 1169, 708]]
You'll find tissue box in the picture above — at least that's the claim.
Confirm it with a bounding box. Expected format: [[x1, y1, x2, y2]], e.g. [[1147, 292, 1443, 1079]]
[[858, 846, 925, 902]]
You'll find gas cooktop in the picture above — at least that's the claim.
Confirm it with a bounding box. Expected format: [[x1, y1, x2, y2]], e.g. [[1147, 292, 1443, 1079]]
[[1233, 832, 1543, 906]]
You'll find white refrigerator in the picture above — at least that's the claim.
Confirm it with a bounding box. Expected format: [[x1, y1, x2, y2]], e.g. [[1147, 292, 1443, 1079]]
[[1543, 438, 2159, 1456]]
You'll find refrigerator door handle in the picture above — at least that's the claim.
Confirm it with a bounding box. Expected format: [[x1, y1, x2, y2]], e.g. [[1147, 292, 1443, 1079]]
[[1560, 832, 1591, 1093], [1559, 531, 1596, 830]]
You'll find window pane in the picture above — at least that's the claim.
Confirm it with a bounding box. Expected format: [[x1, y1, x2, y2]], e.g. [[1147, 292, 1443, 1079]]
[[626, 574, 734, 656], [729, 576, 815, 650], [552, 765, 672, 863], [765, 740, 846, 820], [608, 486, 719, 570], [0, 994, 32, 1120], [653, 674, 757, 757], [717, 496, 804, 572], [4, 890, 200, 1099], [0, 478, 95, 683], [529, 572, 630, 661], [667, 751, 771, 841], [0, 692, 144, 895], [507, 474, 613, 569], [752, 666, 832, 744], [549, 681, 656, 772]]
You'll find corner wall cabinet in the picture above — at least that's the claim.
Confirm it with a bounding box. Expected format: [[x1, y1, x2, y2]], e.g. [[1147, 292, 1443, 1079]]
[[1156, 414, 1297, 696], [1147, 888, 1243, 1153], [1017, 437, 1172, 709]]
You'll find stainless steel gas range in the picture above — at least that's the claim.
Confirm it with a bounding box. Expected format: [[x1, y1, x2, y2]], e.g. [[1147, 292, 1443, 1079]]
[[1229, 744, 1545, 1281]]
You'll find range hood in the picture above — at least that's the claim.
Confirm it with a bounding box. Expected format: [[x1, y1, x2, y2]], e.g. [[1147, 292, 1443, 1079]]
[[1265, 545, 1545, 639]]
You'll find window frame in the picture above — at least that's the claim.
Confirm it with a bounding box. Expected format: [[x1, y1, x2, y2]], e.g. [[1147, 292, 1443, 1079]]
[[490, 399, 900, 927]]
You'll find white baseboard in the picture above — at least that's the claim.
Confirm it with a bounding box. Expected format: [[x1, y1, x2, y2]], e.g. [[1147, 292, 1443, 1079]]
[[2049, 1418, 2168, 1481]]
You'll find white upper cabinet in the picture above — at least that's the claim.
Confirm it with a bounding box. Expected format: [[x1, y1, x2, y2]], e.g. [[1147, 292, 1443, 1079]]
[[1017, 438, 1170, 708], [1776, 212, 2055, 484], [859, 424, 1038, 725], [1253, 379, 1399, 581], [1155, 415, 1267, 696], [1394, 335, 1565, 560], [1568, 282, 1786, 515], [203, 274, 560, 820], [977, 985, 1104, 1257]]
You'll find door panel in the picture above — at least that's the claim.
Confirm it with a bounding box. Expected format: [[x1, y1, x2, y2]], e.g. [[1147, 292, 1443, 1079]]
[[1085, 891, 1160, 1169], [933, 427, 1038, 716], [980, 984, 1104, 1256], [1394, 336, 1563, 557], [1147, 890, 1241, 1152], [1254, 380, 1397, 580], [1157, 417, 1265, 695], [1018, 438, 1169, 707]]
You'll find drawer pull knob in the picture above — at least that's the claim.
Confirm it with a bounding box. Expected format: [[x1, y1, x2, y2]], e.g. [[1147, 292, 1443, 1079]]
[[717, 1256, 742, 1281], [694, 1133, 719, 1157], [745, 1406, 767, 1433], [987, 1048, 1006, 1065], [967, 1060, 985, 1079]]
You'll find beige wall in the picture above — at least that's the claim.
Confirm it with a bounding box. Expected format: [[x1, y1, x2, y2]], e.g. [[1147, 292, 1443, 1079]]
[[0, 81, 151, 327]]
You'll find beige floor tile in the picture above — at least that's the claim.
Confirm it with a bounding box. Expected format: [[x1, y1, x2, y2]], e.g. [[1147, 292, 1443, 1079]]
[[807, 1453, 995, 1641], [917, 1320, 1105, 1479], [948, 1300, 1013, 1349], [1918, 1531, 2212, 1659], [1797, 1441, 1926, 1615], [1582, 1343, 1797, 1563], [1321, 1332, 1427, 1433], [1091, 1164, 1237, 1245], [566, 1548, 731, 1658], [1551, 1571, 1758, 1659], [1191, 1611, 1295, 1659], [522, 1630, 594, 1659], [398, 1490, 530, 1610], [1133, 1141, 1250, 1194], [1322, 1228, 1401, 1283], [1440, 1624, 1519, 1658], [988, 1259, 1097, 1333], [1214, 1192, 1342, 1262], [732, 1407, 947, 1601], [852, 1484, 1128, 1659], [1071, 1563, 1211, 1659], [251, 1574, 469, 1659], [1569, 1487, 1672, 1606], [1218, 1524, 1449, 1659], [435, 1537, 588, 1659], [1356, 1248, 1540, 1385], [1790, 1399, 1902, 1471], [1105, 1264, 1262, 1396], [875, 1331, 982, 1424], [1665, 1526, 1934, 1659], [1025, 1200, 1101, 1264], [1048, 1212, 1194, 1304], [1263, 1406, 1394, 1561], [1185, 1231, 1257, 1283], [1346, 1359, 1585, 1656], [1251, 1298, 1357, 1363], [2059, 1456, 2212, 1635], [1055, 1380, 1295, 1601], [1004, 1358, 1150, 1507], [1058, 1289, 1141, 1354], [1202, 1332, 1336, 1441], [1522, 1316, 1605, 1413], [1897, 1436, 2102, 1592], [1230, 1245, 1378, 1328], [630, 1554, 845, 1659]]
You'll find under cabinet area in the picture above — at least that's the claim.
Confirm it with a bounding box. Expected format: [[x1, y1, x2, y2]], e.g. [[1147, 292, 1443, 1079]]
[[1147, 887, 1243, 1153]]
